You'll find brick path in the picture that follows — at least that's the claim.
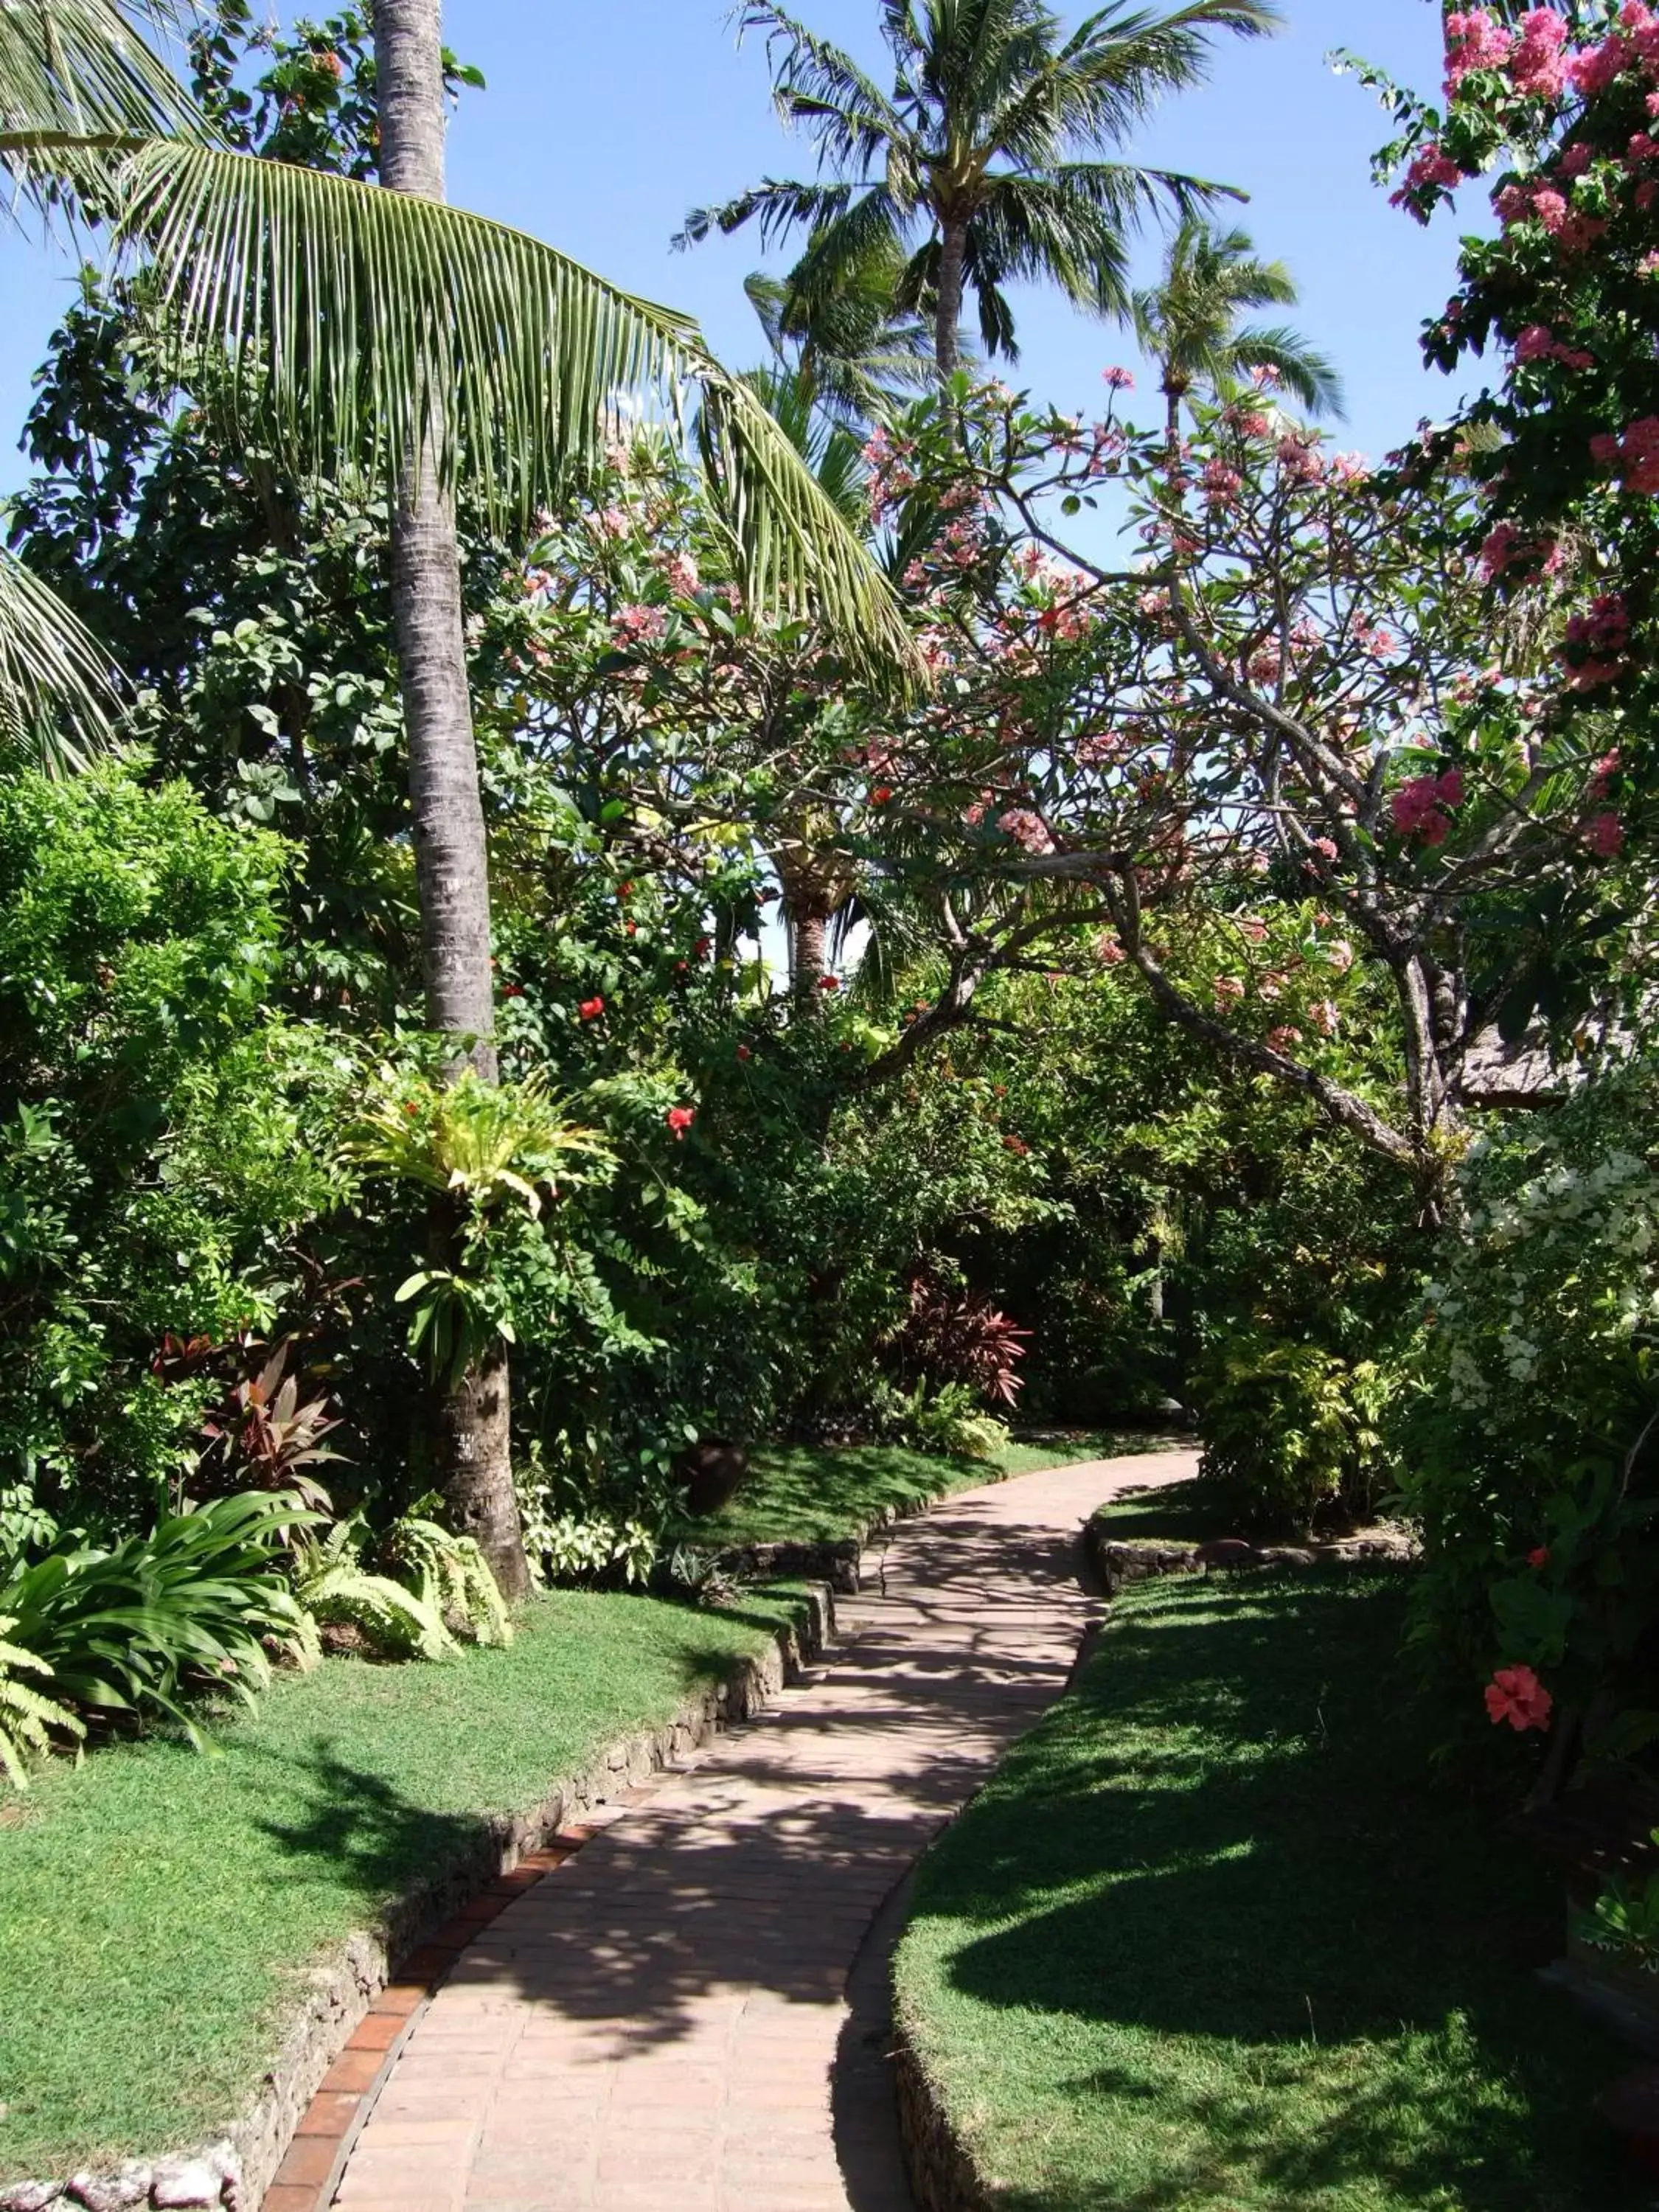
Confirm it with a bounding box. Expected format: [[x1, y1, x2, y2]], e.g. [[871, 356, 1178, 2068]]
[[329, 1450, 1197, 2212]]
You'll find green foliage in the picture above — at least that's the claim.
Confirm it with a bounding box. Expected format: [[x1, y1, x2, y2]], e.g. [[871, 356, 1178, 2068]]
[[0, 760, 347, 1534], [0, 1492, 316, 1745], [1195, 1327, 1395, 1533], [290, 1517, 456, 1663], [903, 1382, 1010, 1464], [379, 1508, 512, 1647], [0, 1615, 83, 1791], [1396, 1065, 1659, 1736], [1578, 1832, 1659, 1975]]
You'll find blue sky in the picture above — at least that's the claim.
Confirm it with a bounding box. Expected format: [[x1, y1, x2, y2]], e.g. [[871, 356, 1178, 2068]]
[[0, 1, 1471, 495]]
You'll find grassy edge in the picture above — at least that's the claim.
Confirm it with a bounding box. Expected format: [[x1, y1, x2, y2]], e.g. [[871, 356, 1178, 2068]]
[[0, 1580, 824, 2194]]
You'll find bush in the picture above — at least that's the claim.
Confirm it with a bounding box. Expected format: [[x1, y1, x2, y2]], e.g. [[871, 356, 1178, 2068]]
[[1396, 1066, 1659, 1756], [0, 1491, 314, 1744], [1194, 1325, 1395, 1534]]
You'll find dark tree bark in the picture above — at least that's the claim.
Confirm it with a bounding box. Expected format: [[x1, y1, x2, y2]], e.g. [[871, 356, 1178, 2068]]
[[374, 0, 530, 1601], [790, 902, 831, 1006]]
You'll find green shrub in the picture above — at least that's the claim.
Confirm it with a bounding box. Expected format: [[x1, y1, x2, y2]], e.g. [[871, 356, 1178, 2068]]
[[1395, 1065, 1659, 1752], [0, 1492, 314, 1742], [1194, 1326, 1395, 1534]]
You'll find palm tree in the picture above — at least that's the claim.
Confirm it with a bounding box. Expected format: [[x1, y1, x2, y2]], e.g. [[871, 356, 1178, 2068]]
[[4, 0, 919, 1596], [1131, 215, 1343, 457], [678, 0, 1279, 385], [745, 238, 936, 428]]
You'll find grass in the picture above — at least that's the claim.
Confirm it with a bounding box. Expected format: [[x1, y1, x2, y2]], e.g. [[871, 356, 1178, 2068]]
[[705, 1428, 1189, 1547], [0, 1582, 804, 2180], [894, 1568, 1643, 2212]]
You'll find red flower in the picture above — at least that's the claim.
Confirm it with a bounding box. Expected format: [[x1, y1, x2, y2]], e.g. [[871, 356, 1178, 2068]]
[[624, 920, 637, 936], [1003, 1134, 1029, 1156], [403, 1102, 420, 1118], [736, 1045, 752, 1062], [871, 785, 894, 805], [617, 881, 635, 900], [579, 997, 605, 1021], [818, 974, 841, 992], [666, 1105, 695, 1139], [502, 984, 524, 998], [695, 936, 713, 958], [1484, 1663, 1553, 1732], [1528, 1545, 1550, 1568]]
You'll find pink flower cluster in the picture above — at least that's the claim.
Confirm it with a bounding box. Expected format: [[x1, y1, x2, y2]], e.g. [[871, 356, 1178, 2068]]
[[658, 550, 700, 597], [1584, 808, 1626, 856], [1203, 458, 1243, 507], [1512, 321, 1594, 369], [1391, 768, 1465, 846], [998, 808, 1054, 855], [1445, 10, 1516, 94], [1561, 591, 1631, 689], [1590, 414, 1659, 492], [613, 603, 667, 643], [1512, 7, 1571, 95]]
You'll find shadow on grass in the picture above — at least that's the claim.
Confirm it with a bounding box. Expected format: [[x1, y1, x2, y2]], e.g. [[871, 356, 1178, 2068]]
[[910, 1570, 1635, 2212], [1086, 1477, 1231, 1545]]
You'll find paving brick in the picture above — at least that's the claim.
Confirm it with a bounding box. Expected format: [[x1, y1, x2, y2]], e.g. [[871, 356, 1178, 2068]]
[[327, 1451, 1197, 2212]]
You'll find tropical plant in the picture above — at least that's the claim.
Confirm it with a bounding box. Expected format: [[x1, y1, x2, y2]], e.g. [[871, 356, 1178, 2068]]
[[379, 1504, 512, 1646], [197, 1340, 344, 1511], [1130, 215, 1345, 434], [893, 1273, 1030, 1405], [1194, 1326, 1395, 1534], [678, 0, 1278, 380], [0, 1618, 84, 1790], [289, 1516, 456, 1662], [0, 1492, 318, 1743], [745, 241, 936, 427], [352, 1069, 611, 1220]]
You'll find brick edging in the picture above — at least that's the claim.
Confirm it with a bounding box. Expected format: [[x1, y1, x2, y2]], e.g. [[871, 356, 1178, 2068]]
[[0, 1586, 832, 2212]]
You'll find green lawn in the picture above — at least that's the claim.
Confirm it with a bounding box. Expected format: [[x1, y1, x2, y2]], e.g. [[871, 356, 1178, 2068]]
[[0, 1583, 803, 2180], [703, 1429, 1187, 1547], [894, 1568, 1641, 2212]]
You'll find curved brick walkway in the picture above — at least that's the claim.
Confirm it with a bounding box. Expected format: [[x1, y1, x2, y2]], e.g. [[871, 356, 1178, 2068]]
[[330, 1450, 1197, 2212]]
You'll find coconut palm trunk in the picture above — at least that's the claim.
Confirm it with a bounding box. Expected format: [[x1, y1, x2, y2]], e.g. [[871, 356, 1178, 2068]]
[[935, 215, 968, 383], [373, 0, 530, 1601]]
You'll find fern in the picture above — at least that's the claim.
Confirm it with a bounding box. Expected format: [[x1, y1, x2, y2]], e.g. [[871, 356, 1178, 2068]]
[[382, 1513, 513, 1647], [0, 1618, 84, 1791], [292, 1522, 456, 1663]]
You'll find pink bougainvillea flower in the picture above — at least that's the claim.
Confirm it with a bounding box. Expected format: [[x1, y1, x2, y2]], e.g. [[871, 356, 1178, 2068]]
[[578, 996, 605, 1021], [666, 1105, 695, 1138], [1528, 1546, 1551, 1568], [1484, 1663, 1554, 1731]]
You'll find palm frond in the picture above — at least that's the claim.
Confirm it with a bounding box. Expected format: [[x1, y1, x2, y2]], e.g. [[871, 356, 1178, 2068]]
[[0, 0, 205, 189], [0, 546, 122, 768], [676, 175, 857, 254], [116, 141, 918, 687], [737, 1, 906, 171], [1228, 321, 1346, 417]]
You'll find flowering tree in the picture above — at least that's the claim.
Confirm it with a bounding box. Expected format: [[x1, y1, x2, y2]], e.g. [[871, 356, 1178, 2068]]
[[846, 375, 1641, 1210]]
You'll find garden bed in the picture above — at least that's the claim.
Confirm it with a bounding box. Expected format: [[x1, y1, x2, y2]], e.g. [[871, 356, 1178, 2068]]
[[892, 1567, 1644, 2211], [0, 1582, 814, 2196]]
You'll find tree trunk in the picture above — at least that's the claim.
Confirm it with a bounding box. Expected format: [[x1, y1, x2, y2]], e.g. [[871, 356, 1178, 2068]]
[[374, 0, 529, 1601], [791, 901, 831, 1007], [935, 215, 967, 385]]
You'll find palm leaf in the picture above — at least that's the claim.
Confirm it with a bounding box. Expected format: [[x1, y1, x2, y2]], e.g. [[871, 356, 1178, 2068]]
[[0, 545, 122, 767], [0, 0, 204, 181], [116, 140, 918, 688]]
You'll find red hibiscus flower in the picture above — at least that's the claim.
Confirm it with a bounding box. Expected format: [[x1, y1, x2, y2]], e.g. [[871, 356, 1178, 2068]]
[[1484, 1663, 1553, 1732], [578, 997, 605, 1022], [818, 975, 841, 992], [666, 1105, 695, 1139]]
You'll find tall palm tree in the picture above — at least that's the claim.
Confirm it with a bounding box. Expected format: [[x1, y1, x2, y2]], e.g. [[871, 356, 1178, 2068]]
[[4, 0, 919, 1595], [745, 239, 936, 428], [679, 0, 1279, 384], [1131, 215, 1343, 456]]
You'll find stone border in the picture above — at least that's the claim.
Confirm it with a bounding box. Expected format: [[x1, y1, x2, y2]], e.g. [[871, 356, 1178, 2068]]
[[891, 2019, 994, 2212], [0, 1587, 833, 2212], [1085, 1516, 1412, 1595]]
